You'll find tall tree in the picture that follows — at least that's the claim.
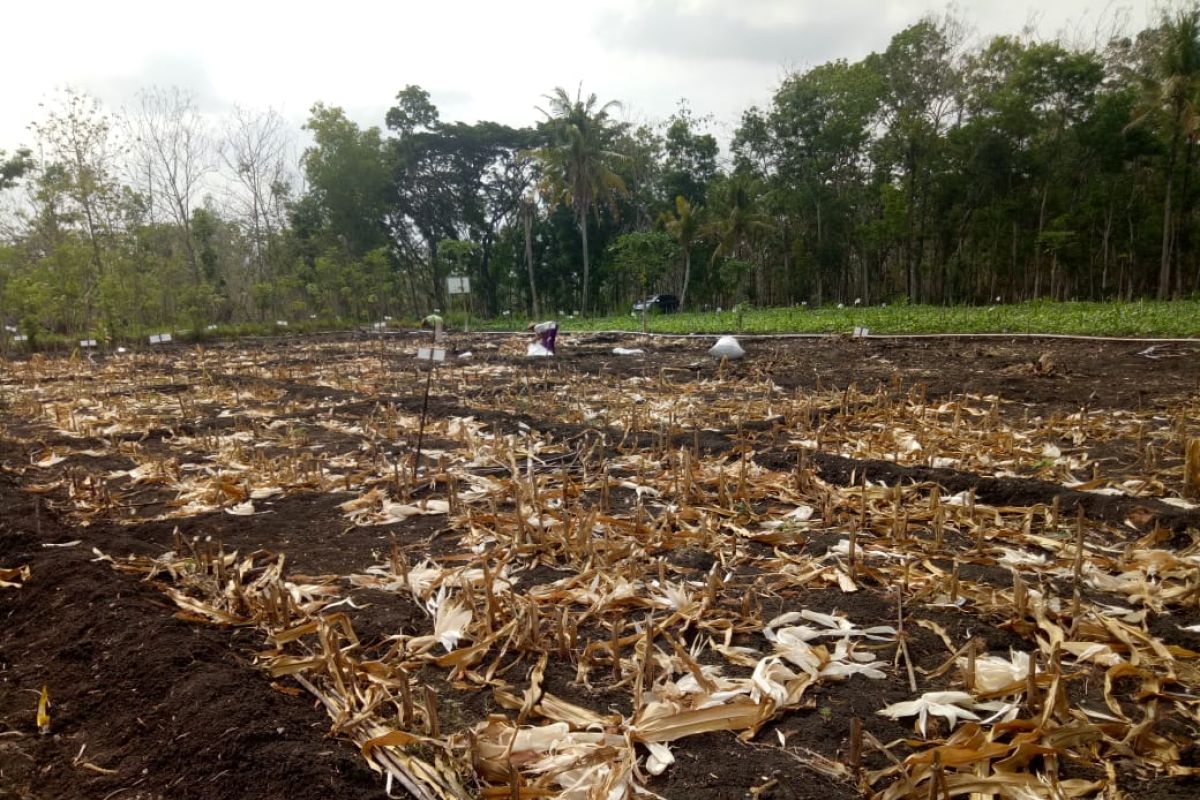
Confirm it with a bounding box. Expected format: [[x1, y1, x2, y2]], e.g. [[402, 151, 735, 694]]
[[876, 18, 963, 301], [300, 103, 392, 259], [127, 87, 214, 282], [659, 195, 701, 310], [533, 86, 628, 315], [662, 102, 719, 207], [521, 193, 541, 317], [385, 85, 536, 313], [607, 230, 679, 321], [221, 105, 295, 286], [1132, 7, 1200, 298], [761, 58, 882, 302], [706, 175, 774, 302], [28, 88, 124, 332]]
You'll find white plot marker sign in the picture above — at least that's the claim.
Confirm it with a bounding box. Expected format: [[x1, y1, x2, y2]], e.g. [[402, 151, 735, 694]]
[[417, 347, 447, 362], [149, 332, 173, 344], [447, 275, 473, 333]]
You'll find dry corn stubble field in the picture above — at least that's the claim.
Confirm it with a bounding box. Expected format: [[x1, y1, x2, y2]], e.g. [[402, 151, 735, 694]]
[[1, 331, 1199, 800]]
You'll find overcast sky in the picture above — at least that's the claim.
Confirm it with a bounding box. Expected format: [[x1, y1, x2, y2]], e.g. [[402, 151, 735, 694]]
[[2, 0, 1152, 157]]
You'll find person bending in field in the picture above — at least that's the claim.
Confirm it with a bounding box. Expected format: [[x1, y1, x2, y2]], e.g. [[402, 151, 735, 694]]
[[421, 313, 444, 339], [528, 320, 558, 354]]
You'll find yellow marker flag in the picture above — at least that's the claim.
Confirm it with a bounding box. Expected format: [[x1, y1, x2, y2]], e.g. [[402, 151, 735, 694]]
[[36, 685, 50, 734]]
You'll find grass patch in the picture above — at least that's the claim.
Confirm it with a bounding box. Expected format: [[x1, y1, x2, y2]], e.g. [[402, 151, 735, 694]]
[[479, 300, 1200, 337]]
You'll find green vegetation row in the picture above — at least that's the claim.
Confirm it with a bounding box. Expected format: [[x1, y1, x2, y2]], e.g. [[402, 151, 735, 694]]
[[482, 300, 1200, 338], [2, 300, 1196, 353]]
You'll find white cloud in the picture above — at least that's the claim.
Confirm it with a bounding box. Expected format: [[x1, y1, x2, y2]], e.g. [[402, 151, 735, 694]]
[[0, 0, 1150, 157]]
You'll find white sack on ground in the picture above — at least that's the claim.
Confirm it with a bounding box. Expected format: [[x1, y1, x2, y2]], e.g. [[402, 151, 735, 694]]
[[527, 342, 554, 357], [613, 347, 644, 355], [709, 336, 745, 359]]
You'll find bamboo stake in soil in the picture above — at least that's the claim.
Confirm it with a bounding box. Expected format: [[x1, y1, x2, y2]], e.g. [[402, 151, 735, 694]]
[[1185, 438, 1200, 499], [963, 640, 977, 692], [1025, 656, 1040, 714], [1071, 505, 1085, 633], [424, 684, 440, 738], [896, 581, 918, 693], [848, 522, 858, 580], [849, 717, 863, 779], [610, 618, 623, 681], [399, 670, 414, 727], [412, 358, 436, 493]]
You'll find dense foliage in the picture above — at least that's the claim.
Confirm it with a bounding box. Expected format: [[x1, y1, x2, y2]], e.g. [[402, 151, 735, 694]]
[[5, 10, 1200, 339]]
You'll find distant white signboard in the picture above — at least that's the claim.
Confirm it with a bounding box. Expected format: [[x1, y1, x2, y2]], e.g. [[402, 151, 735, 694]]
[[417, 347, 447, 362], [80, 339, 98, 348], [447, 276, 471, 295], [149, 332, 173, 344]]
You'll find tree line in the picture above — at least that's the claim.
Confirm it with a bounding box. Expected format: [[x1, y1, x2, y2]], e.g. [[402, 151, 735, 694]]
[[3, 8, 1200, 339]]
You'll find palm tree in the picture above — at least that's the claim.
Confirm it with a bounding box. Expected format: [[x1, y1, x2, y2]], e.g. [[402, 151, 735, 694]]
[[533, 86, 628, 315], [659, 195, 701, 311], [1131, 8, 1200, 298], [520, 193, 541, 318], [705, 177, 775, 301]]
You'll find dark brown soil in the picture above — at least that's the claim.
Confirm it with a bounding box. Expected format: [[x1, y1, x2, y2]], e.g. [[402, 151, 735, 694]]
[[0, 456, 380, 800], [2, 332, 1198, 800]]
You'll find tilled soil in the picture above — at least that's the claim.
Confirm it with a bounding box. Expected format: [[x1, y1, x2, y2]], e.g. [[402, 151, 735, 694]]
[[1, 332, 1198, 800], [0, 452, 380, 800]]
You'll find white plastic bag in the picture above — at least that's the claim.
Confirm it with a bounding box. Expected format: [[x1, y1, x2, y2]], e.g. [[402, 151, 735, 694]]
[[526, 342, 553, 357], [612, 347, 644, 355], [708, 335, 745, 359]]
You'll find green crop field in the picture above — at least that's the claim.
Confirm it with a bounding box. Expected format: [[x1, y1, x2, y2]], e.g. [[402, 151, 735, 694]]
[[474, 300, 1200, 338]]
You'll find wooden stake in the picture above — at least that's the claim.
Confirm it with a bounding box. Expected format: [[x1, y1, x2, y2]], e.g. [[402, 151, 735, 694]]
[[481, 559, 496, 635], [557, 607, 569, 658], [928, 751, 946, 800], [849, 717, 863, 778], [848, 522, 858, 579], [399, 670, 413, 727], [963, 639, 977, 692], [1025, 656, 1040, 714], [1013, 571, 1028, 620], [859, 472, 868, 532], [1184, 438, 1200, 499], [706, 566, 720, 607], [896, 583, 918, 693], [610, 618, 623, 680], [508, 764, 521, 800], [1071, 506, 1085, 630], [424, 684, 440, 737]]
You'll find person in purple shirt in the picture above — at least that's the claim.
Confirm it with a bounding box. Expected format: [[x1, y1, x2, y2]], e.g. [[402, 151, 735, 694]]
[[527, 320, 558, 354]]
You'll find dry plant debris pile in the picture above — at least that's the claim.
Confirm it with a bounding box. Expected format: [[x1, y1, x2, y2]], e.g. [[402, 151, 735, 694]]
[[2, 336, 1199, 800]]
